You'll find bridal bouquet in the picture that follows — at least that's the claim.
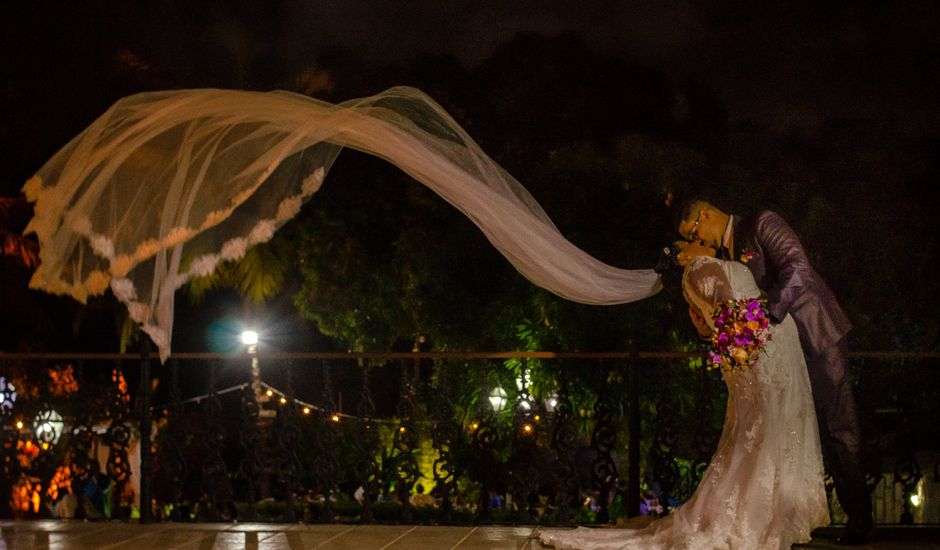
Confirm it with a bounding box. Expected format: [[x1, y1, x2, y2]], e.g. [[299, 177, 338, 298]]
[[707, 298, 772, 373]]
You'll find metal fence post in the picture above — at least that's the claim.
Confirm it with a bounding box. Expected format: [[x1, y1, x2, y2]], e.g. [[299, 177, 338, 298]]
[[627, 340, 641, 517], [138, 336, 152, 523]]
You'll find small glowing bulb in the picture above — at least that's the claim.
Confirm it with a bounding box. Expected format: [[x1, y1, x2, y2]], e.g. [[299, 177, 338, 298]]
[[911, 494, 921, 507], [265, 390, 274, 397], [279, 397, 287, 405], [399, 426, 406, 433], [241, 331, 259, 345], [534, 415, 541, 421], [302, 407, 311, 415], [330, 414, 340, 422], [15, 421, 23, 430], [522, 423, 533, 434], [41, 443, 49, 451], [470, 422, 479, 430]]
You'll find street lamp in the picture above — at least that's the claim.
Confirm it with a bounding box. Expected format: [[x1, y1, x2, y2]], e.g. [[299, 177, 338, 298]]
[[242, 330, 263, 402], [241, 330, 259, 347], [0, 376, 16, 412], [544, 395, 558, 414], [34, 410, 64, 446], [489, 387, 507, 412]]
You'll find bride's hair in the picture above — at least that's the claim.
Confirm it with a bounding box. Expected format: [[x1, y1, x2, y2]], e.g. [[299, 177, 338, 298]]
[[654, 244, 682, 275], [654, 244, 684, 292]]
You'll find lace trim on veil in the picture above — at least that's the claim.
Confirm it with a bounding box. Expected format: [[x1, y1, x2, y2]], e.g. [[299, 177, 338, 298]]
[[25, 167, 327, 352]]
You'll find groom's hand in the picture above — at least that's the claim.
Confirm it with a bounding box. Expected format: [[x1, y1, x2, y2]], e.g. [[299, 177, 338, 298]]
[[688, 307, 711, 339]]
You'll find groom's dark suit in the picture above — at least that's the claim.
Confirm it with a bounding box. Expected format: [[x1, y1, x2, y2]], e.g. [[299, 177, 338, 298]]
[[720, 210, 871, 528]]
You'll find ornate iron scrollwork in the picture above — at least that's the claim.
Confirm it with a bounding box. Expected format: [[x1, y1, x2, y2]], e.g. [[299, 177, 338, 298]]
[[429, 362, 461, 523], [509, 358, 539, 522], [106, 360, 132, 519], [589, 363, 619, 524], [391, 359, 420, 522], [550, 362, 578, 525], [649, 378, 681, 513], [313, 360, 341, 522], [197, 360, 232, 520], [275, 360, 302, 522], [236, 378, 263, 521], [66, 361, 98, 516], [0, 364, 16, 518], [353, 361, 380, 523], [469, 366, 502, 521], [156, 358, 190, 520]]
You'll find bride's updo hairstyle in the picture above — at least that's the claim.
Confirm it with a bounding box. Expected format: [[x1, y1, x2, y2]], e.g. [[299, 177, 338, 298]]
[[654, 244, 684, 293]]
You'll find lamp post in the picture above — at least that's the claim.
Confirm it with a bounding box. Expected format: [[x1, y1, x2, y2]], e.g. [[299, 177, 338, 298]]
[[241, 330, 264, 403]]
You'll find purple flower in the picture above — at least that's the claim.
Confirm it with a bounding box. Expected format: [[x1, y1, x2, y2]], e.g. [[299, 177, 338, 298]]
[[709, 352, 723, 364], [744, 300, 764, 321], [734, 333, 753, 347]]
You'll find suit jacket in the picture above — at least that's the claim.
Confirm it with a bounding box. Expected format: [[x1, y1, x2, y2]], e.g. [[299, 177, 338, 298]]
[[720, 210, 852, 359]]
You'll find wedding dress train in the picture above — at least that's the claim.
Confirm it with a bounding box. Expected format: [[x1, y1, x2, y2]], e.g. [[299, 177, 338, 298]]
[[540, 257, 829, 549]]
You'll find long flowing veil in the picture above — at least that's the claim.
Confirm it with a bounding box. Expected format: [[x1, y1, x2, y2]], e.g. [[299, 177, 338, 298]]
[[23, 87, 661, 361]]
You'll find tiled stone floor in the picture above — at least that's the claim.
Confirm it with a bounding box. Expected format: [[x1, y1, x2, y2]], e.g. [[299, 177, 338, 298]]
[[2, 521, 939, 549]]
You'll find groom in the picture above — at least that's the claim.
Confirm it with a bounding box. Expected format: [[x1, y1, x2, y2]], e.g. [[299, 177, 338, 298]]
[[677, 199, 873, 545]]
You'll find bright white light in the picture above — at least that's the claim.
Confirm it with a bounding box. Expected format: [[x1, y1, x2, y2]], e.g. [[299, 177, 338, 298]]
[[0, 376, 16, 412], [33, 410, 64, 445], [241, 330, 259, 346], [489, 387, 508, 412], [545, 397, 558, 413], [519, 400, 532, 410], [515, 372, 533, 391], [911, 494, 921, 507]]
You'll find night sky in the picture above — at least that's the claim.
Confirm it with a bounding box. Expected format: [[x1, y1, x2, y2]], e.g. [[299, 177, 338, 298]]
[[4, 3, 939, 164], [4, 1, 938, 188]]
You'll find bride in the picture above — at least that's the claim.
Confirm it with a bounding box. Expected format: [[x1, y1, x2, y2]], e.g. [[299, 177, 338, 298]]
[[540, 241, 829, 550]]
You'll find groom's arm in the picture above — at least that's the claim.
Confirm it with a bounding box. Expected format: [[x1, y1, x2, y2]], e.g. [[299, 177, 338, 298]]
[[754, 211, 814, 323], [688, 307, 711, 339]]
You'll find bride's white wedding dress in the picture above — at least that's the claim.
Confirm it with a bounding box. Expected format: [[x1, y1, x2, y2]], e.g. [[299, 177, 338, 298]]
[[540, 257, 829, 550]]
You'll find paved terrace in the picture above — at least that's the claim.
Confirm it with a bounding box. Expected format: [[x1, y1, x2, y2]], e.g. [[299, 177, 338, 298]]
[[2, 521, 939, 549]]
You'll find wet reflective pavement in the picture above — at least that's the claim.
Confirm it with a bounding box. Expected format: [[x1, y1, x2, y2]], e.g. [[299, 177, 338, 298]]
[[1, 521, 939, 549]]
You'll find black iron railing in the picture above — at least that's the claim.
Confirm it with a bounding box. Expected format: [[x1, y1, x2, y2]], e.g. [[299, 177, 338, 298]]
[[1, 350, 938, 525]]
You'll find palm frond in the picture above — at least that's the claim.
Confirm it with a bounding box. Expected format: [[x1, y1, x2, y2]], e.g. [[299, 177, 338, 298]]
[[183, 244, 285, 304]]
